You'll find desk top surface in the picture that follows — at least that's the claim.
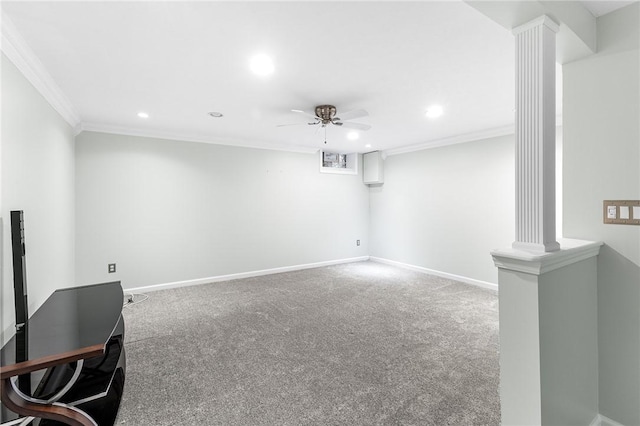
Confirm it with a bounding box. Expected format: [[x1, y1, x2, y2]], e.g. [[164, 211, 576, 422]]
[[1, 281, 123, 378]]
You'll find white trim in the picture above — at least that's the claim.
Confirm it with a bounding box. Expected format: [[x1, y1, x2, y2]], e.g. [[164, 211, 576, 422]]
[[369, 257, 498, 292], [383, 122, 562, 157], [383, 125, 515, 157], [491, 238, 603, 275], [1, 12, 81, 128], [590, 414, 627, 426], [512, 15, 560, 35], [125, 256, 370, 293], [511, 240, 561, 254], [78, 124, 320, 154]]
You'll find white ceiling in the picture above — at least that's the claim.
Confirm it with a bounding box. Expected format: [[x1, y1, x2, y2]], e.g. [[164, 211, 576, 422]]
[[1, 1, 625, 154], [581, 0, 636, 17]]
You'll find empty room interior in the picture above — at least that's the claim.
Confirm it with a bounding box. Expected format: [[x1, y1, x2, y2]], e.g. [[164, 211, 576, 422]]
[[1, 1, 639, 425]]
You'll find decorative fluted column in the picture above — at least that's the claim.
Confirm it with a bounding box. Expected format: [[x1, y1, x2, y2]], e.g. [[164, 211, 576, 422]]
[[491, 15, 601, 426], [513, 16, 560, 253]]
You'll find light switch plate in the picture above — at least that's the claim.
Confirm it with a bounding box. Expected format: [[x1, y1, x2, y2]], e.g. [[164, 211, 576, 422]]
[[604, 200, 640, 225], [620, 206, 630, 219]]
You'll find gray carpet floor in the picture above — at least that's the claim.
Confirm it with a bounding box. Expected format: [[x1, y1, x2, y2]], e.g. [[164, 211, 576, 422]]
[[115, 261, 500, 425]]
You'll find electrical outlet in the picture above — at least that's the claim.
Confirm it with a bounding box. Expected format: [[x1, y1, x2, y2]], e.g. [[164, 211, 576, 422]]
[[357, 240, 361, 246], [108, 263, 116, 273]]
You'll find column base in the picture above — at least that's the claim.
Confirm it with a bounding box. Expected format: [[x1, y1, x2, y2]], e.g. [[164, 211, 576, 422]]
[[491, 238, 602, 425], [512, 240, 561, 254]]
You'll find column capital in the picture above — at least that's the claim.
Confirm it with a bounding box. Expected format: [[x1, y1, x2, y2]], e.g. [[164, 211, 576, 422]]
[[512, 15, 560, 35]]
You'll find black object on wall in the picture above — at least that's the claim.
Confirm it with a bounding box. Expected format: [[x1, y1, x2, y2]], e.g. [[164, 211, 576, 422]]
[[10, 210, 28, 328], [10, 210, 30, 394]]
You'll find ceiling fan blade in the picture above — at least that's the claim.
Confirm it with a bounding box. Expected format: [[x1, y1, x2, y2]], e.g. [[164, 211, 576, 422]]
[[291, 109, 319, 121], [337, 121, 371, 131], [335, 109, 368, 121]]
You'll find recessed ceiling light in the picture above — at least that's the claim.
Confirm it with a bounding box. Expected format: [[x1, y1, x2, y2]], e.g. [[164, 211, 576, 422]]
[[365, 144, 372, 148], [137, 112, 149, 119], [250, 54, 275, 76], [208, 111, 224, 118], [425, 105, 444, 118], [347, 131, 359, 140]]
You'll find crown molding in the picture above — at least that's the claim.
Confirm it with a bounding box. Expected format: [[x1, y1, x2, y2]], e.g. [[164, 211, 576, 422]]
[[1, 12, 81, 128], [383, 125, 515, 157], [383, 118, 563, 157], [78, 122, 320, 155]]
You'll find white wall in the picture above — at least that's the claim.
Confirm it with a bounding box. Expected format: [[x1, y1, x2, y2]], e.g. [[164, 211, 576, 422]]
[[538, 257, 599, 425], [1, 54, 76, 345], [75, 131, 370, 290], [369, 134, 516, 285], [563, 4, 640, 424]]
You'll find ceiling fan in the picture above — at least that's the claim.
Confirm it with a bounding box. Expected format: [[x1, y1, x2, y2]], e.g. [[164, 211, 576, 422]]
[[278, 105, 371, 131]]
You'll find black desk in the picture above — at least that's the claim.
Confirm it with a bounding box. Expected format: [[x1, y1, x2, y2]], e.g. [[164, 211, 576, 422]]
[[1, 282, 126, 426]]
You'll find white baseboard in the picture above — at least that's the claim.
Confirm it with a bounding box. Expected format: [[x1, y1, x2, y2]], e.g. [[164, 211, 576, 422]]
[[590, 414, 627, 426], [369, 257, 498, 292], [125, 256, 370, 294]]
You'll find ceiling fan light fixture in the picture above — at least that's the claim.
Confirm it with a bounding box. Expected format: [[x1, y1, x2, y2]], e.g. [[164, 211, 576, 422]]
[[315, 105, 337, 123], [277, 105, 371, 135]]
